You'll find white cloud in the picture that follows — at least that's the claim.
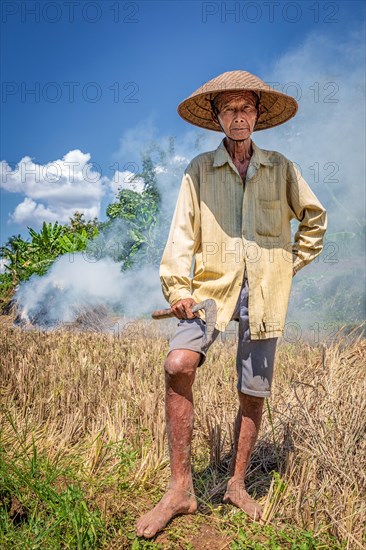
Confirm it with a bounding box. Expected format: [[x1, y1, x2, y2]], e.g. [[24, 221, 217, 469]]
[[1, 149, 144, 227], [11, 197, 100, 225], [11, 198, 58, 224], [1, 150, 100, 196]]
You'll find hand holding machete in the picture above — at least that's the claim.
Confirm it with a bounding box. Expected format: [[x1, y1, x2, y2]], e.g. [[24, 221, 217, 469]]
[[169, 298, 198, 320], [151, 298, 218, 347]]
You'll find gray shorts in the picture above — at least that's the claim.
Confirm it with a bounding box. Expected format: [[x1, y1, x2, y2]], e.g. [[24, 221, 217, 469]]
[[168, 276, 278, 398]]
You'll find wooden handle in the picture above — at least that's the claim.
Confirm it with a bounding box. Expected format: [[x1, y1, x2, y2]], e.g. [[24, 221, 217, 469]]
[[151, 308, 174, 319]]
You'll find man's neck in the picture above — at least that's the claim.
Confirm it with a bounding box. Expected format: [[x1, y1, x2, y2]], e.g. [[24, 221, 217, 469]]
[[224, 137, 253, 163]]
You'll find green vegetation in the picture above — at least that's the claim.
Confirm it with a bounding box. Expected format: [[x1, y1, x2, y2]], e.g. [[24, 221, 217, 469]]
[[0, 213, 98, 302], [0, 433, 105, 548], [227, 518, 343, 549]]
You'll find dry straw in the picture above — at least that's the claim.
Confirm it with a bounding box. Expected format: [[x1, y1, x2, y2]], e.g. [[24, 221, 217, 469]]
[[1, 319, 365, 547]]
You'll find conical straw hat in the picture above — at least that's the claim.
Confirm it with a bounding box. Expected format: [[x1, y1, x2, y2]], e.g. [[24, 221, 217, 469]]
[[177, 70, 298, 132]]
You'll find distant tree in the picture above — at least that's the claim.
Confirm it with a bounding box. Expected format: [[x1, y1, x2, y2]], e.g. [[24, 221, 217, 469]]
[[98, 147, 166, 269], [68, 211, 99, 238]]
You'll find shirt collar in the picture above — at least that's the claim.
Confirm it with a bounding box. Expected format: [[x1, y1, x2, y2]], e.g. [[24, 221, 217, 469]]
[[212, 138, 274, 168]]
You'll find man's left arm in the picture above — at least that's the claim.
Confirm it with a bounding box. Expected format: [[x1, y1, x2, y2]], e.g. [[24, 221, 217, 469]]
[[286, 160, 328, 276]]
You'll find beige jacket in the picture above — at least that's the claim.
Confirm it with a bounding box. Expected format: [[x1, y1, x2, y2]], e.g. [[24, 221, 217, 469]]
[[160, 139, 327, 339]]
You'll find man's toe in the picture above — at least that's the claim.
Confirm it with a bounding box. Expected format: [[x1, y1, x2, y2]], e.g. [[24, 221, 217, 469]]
[[136, 518, 148, 537]]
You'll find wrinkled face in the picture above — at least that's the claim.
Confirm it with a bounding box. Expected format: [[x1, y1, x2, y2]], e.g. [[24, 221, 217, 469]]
[[211, 91, 259, 140]]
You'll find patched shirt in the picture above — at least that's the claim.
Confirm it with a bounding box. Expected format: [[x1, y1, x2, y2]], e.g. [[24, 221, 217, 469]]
[[160, 139, 327, 340]]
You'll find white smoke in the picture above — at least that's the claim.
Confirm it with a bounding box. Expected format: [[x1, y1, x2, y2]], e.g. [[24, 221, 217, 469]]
[[254, 28, 365, 233], [15, 253, 161, 329]]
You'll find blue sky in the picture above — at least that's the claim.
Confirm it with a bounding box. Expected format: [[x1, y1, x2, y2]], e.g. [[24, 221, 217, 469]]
[[1, 0, 365, 245]]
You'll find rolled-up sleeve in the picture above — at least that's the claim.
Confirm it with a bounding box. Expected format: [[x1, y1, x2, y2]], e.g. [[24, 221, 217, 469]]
[[286, 161, 327, 274], [160, 164, 201, 305]]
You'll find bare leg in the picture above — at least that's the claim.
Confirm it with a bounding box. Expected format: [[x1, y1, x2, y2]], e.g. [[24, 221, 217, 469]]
[[136, 349, 201, 538], [223, 392, 264, 519]]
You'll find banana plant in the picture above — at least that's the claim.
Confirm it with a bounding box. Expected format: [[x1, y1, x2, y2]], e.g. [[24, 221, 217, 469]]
[[0, 235, 32, 285], [57, 228, 89, 253], [1, 219, 97, 299], [28, 221, 65, 256]]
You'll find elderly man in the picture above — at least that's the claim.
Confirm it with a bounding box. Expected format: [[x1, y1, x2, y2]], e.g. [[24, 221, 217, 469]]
[[136, 70, 327, 538]]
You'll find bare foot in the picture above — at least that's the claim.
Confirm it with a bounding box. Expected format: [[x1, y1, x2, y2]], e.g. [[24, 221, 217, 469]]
[[223, 478, 262, 520], [136, 487, 197, 539]]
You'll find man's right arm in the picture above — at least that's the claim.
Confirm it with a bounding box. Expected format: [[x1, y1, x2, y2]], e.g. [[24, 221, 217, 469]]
[[160, 164, 201, 311]]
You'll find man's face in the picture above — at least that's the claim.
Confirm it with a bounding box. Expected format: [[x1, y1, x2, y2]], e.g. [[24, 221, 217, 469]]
[[211, 91, 259, 141]]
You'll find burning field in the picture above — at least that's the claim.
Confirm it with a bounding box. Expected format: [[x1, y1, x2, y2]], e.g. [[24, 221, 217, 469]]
[[1, 315, 365, 549]]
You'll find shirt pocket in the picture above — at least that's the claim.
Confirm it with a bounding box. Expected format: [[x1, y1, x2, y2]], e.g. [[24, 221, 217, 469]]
[[256, 199, 282, 237]]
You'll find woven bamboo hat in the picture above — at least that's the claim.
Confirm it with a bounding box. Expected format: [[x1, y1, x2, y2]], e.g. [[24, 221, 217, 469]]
[[177, 70, 298, 132]]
